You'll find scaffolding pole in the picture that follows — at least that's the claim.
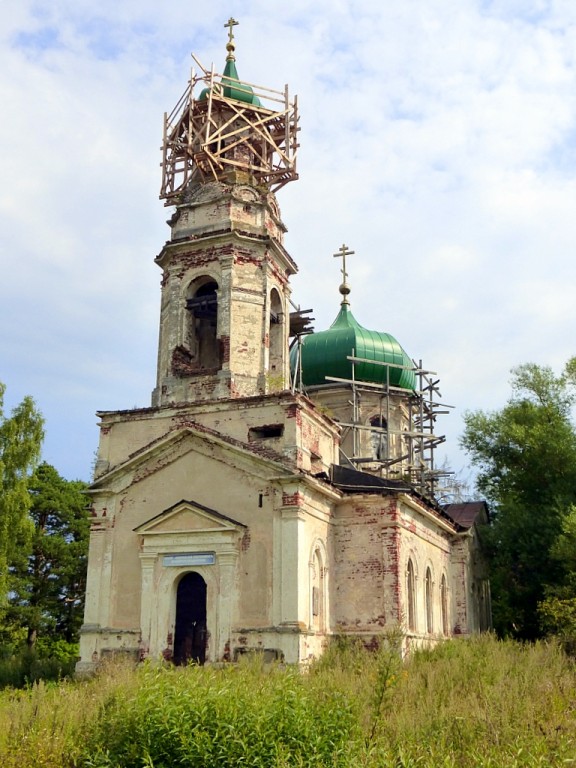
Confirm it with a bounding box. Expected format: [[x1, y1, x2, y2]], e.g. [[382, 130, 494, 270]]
[[316, 354, 453, 499]]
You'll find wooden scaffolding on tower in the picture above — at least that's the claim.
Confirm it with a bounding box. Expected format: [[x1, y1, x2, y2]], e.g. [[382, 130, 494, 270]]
[[160, 55, 299, 203]]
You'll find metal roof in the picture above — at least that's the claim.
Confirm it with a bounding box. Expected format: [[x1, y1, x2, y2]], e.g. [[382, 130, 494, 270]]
[[443, 501, 490, 529], [293, 304, 416, 390]]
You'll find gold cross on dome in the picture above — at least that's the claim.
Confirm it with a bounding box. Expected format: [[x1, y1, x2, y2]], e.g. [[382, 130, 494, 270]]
[[333, 243, 355, 284], [224, 17, 239, 45]]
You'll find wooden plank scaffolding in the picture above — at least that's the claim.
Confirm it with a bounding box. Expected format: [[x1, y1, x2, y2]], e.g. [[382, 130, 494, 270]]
[[290, 346, 453, 499], [160, 55, 299, 203]]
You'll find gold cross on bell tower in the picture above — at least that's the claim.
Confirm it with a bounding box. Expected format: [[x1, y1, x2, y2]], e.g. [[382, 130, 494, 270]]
[[333, 243, 354, 304], [224, 17, 239, 42], [224, 17, 239, 58]]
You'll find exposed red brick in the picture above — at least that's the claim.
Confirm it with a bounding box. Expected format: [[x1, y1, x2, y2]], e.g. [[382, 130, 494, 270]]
[[282, 491, 305, 507]]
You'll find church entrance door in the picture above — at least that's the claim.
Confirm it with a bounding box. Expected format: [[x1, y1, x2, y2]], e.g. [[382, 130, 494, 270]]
[[174, 572, 207, 665]]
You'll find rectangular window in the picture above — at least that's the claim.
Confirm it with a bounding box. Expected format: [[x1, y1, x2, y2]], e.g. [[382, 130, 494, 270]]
[[248, 424, 284, 440]]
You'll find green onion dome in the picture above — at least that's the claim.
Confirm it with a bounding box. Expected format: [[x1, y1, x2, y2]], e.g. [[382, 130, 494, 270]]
[[221, 57, 261, 105], [291, 302, 416, 390], [199, 30, 261, 106]]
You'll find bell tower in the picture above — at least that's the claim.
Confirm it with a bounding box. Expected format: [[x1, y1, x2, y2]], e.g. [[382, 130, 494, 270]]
[[152, 20, 300, 407]]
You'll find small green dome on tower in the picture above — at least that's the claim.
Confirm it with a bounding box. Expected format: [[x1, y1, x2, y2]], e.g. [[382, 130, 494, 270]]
[[199, 17, 262, 107], [291, 246, 416, 390], [220, 56, 262, 105]]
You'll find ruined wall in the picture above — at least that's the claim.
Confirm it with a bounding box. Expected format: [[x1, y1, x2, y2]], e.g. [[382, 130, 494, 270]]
[[94, 394, 338, 478], [332, 495, 399, 634], [450, 520, 491, 635], [80, 391, 341, 668], [396, 495, 453, 640], [333, 493, 455, 642]]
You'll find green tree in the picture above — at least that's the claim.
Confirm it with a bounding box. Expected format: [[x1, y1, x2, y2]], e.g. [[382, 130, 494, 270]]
[[0, 383, 44, 616], [538, 505, 576, 645], [461, 359, 576, 639], [7, 463, 89, 648]]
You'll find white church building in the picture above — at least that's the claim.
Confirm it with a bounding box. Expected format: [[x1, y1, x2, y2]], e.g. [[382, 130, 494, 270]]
[[77, 21, 490, 673]]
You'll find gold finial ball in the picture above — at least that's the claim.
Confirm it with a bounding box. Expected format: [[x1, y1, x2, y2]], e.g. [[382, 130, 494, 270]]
[[339, 282, 351, 296]]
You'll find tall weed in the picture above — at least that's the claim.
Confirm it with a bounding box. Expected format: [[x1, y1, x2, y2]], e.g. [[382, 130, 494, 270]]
[[0, 634, 575, 767], [0, 657, 136, 768], [78, 658, 358, 767], [359, 634, 576, 766]]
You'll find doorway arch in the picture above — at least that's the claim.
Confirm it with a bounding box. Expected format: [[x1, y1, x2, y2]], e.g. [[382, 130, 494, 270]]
[[173, 572, 207, 665]]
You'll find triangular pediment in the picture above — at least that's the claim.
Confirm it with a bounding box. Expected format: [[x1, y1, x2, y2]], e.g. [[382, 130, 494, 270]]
[[90, 423, 294, 495], [134, 499, 246, 536]]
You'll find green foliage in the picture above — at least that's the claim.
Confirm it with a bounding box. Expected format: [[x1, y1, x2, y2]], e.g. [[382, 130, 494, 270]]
[[6, 463, 89, 647], [461, 358, 576, 639], [547, 504, 576, 590], [538, 597, 576, 654], [0, 646, 76, 690], [34, 638, 79, 664], [537, 506, 576, 650], [0, 635, 575, 768], [0, 637, 79, 690], [79, 658, 358, 767], [0, 384, 44, 616]]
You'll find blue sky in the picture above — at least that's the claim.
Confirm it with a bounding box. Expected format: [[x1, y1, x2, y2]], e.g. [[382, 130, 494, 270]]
[[2, 0, 576, 486]]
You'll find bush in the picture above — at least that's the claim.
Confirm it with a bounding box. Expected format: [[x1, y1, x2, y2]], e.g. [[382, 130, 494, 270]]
[[78, 659, 358, 767], [539, 596, 576, 654], [0, 644, 76, 689]]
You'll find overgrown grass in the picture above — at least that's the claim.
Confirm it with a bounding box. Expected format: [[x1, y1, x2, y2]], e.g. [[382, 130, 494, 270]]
[[360, 635, 576, 766], [0, 635, 575, 767], [79, 656, 358, 767]]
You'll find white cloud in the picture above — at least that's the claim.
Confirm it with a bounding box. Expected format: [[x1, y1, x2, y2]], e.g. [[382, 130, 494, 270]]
[[2, 0, 576, 482]]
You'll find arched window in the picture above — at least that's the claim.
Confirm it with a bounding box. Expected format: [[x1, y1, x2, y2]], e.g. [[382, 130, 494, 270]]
[[268, 288, 284, 386], [310, 546, 325, 632], [406, 559, 416, 632], [370, 415, 388, 461], [440, 574, 449, 636], [425, 568, 433, 634], [185, 278, 219, 369]]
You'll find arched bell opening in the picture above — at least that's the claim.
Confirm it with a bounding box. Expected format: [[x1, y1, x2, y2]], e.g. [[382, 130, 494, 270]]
[[185, 278, 220, 370], [268, 288, 284, 387]]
